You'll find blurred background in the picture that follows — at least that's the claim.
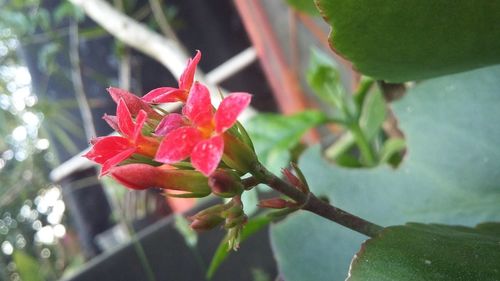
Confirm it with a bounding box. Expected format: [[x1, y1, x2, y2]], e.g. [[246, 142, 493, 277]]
[[0, 0, 351, 280]]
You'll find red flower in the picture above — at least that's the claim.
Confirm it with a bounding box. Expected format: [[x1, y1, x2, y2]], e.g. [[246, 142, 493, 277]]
[[154, 82, 251, 176], [84, 99, 158, 176], [142, 51, 201, 104]]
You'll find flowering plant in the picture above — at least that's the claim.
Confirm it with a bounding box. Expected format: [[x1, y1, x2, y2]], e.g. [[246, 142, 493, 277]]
[[84, 37, 500, 280]]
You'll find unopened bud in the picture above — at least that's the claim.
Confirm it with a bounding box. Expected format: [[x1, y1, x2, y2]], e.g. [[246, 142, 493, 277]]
[[282, 166, 309, 193], [224, 214, 247, 229], [190, 214, 224, 231], [208, 170, 244, 198], [221, 133, 257, 174], [258, 198, 295, 209]]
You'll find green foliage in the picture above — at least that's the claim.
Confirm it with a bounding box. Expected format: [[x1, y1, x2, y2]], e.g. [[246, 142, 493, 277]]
[[348, 223, 500, 281], [316, 0, 500, 82], [271, 65, 500, 281], [246, 110, 328, 173], [13, 251, 43, 281], [307, 49, 353, 121]]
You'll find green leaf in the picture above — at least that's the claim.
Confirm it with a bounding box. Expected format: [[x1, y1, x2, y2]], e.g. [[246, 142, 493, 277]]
[[316, 0, 500, 82], [206, 216, 271, 279], [307, 49, 353, 120], [359, 89, 386, 141], [348, 223, 500, 281], [246, 110, 328, 173], [271, 65, 500, 281], [286, 0, 319, 16], [379, 138, 405, 165], [13, 251, 43, 281]]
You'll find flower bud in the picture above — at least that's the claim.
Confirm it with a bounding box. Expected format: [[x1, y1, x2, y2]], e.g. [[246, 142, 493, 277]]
[[221, 133, 257, 174], [208, 170, 244, 198], [110, 164, 211, 197], [257, 198, 295, 209], [282, 166, 309, 193], [190, 214, 224, 231]]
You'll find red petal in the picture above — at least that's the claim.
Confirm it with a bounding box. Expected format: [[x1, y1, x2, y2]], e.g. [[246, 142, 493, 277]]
[[155, 127, 202, 164], [100, 147, 136, 176], [117, 99, 135, 137], [191, 136, 224, 176], [214, 92, 251, 133], [107, 87, 160, 119], [183, 82, 213, 127], [179, 50, 201, 91], [142, 87, 187, 103], [132, 110, 147, 142], [84, 136, 131, 164], [155, 113, 185, 136]]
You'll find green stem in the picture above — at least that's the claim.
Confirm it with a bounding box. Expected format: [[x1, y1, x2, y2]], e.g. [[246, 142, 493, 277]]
[[349, 122, 377, 167], [250, 162, 383, 238]]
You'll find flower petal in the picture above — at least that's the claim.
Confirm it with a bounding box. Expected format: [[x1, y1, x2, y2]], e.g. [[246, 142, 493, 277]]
[[102, 114, 119, 132], [179, 50, 201, 91], [183, 82, 213, 127], [117, 99, 135, 137], [142, 87, 187, 103], [83, 136, 131, 164], [132, 110, 147, 142], [191, 136, 224, 176], [100, 147, 136, 176], [214, 92, 251, 133], [155, 113, 185, 136], [155, 127, 202, 164], [107, 87, 160, 119]]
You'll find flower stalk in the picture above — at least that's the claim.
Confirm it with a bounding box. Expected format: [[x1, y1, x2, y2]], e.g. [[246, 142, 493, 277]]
[[250, 161, 383, 238]]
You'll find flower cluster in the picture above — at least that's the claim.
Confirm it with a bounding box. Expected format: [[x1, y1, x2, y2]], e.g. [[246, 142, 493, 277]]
[[84, 51, 257, 197]]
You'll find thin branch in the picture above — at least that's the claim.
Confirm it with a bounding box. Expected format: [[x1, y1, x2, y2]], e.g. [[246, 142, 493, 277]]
[[69, 21, 96, 139], [68, 0, 188, 78], [147, 0, 183, 44], [250, 162, 383, 237]]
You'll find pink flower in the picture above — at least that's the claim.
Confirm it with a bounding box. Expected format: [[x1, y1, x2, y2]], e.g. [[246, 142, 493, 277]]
[[84, 99, 159, 176], [154, 82, 251, 176], [142, 51, 201, 104]]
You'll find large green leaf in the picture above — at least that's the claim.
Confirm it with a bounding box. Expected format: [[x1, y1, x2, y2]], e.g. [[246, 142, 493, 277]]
[[348, 223, 500, 281], [316, 0, 500, 82], [270, 65, 500, 281], [246, 110, 327, 173]]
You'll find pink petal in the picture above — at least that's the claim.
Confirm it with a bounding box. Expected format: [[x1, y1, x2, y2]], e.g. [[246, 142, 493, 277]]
[[191, 136, 224, 176], [142, 87, 187, 103], [183, 82, 213, 126], [155, 127, 202, 164], [214, 92, 251, 133], [102, 114, 119, 132], [107, 87, 160, 119], [155, 113, 185, 136], [179, 50, 201, 91], [117, 99, 135, 137]]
